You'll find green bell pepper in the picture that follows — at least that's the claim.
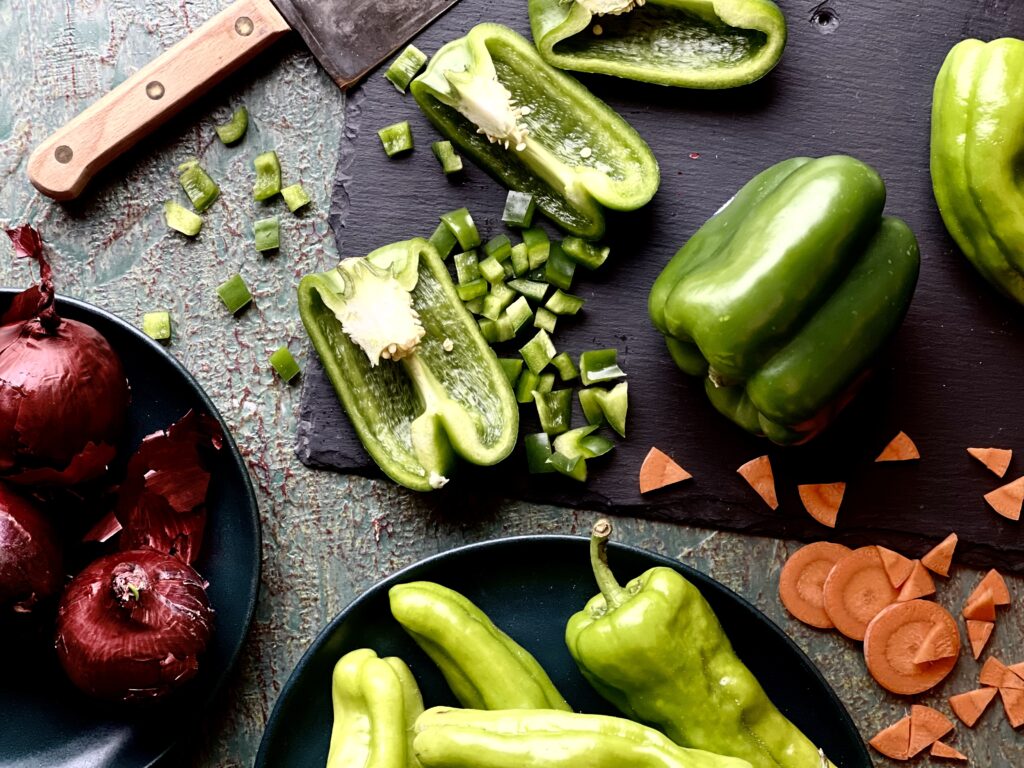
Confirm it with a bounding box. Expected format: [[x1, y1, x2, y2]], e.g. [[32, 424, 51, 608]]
[[413, 707, 751, 768], [298, 238, 518, 492], [649, 155, 919, 445], [410, 23, 659, 240], [931, 38, 1024, 306], [529, 0, 786, 90], [566, 520, 832, 768]]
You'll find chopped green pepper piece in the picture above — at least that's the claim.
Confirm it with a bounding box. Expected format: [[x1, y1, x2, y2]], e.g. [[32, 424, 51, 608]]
[[214, 106, 248, 145], [142, 311, 172, 341], [454, 250, 481, 284], [484, 234, 512, 262], [578, 387, 605, 426], [482, 283, 516, 320], [478, 319, 498, 343], [178, 160, 220, 212], [537, 372, 556, 393], [464, 297, 485, 315], [562, 236, 611, 269], [281, 183, 312, 212], [499, 358, 524, 386], [545, 241, 576, 290], [506, 296, 533, 332], [217, 273, 252, 314], [503, 191, 536, 228], [545, 290, 584, 316], [534, 388, 572, 435], [428, 222, 458, 259], [163, 201, 203, 237], [385, 44, 428, 92], [479, 256, 506, 284], [520, 329, 556, 374], [432, 140, 464, 174], [378, 121, 414, 157], [580, 433, 615, 459], [252, 151, 282, 201], [510, 243, 530, 276], [523, 227, 550, 267], [548, 451, 586, 481], [507, 278, 548, 303], [270, 345, 301, 382], [580, 348, 626, 386], [501, 259, 516, 280], [457, 278, 488, 301], [254, 216, 280, 252], [534, 306, 558, 333], [553, 424, 613, 460], [440, 207, 481, 250], [578, 382, 628, 437], [551, 351, 579, 381], [516, 369, 541, 403], [524, 432, 557, 474], [483, 314, 517, 343]]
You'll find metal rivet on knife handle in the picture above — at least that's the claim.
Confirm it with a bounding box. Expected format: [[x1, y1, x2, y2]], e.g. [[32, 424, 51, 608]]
[[145, 81, 165, 100], [54, 145, 73, 164], [235, 16, 254, 36]]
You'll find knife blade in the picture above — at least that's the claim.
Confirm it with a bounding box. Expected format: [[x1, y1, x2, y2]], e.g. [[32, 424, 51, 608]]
[[27, 0, 457, 201]]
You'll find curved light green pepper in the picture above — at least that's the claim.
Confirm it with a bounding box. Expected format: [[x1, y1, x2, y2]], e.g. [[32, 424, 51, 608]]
[[931, 38, 1024, 305], [410, 23, 659, 240], [529, 0, 786, 89]]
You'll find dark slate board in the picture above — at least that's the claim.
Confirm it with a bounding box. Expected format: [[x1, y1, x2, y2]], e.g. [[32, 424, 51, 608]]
[[297, 0, 1024, 573]]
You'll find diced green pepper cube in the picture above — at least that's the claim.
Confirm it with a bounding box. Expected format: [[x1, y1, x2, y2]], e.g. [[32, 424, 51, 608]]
[[454, 250, 481, 284], [506, 296, 533, 332], [554, 424, 615, 460], [482, 283, 516, 321], [534, 307, 557, 333], [142, 311, 172, 341], [464, 297, 485, 315], [378, 121, 414, 157], [252, 150, 282, 201], [502, 190, 536, 228], [579, 387, 606, 427], [516, 369, 541, 404], [536, 372, 556, 394], [269, 345, 301, 382], [492, 315, 516, 342], [510, 242, 529, 276], [545, 289, 585, 316], [499, 358, 524, 387], [545, 241, 576, 290], [179, 160, 220, 212], [523, 227, 550, 267], [432, 140, 463, 174], [484, 234, 512, 262], [562, 236, 611, 269], [479, 319, 498, 343], [428, 222, 458, 259], [520, 329, 556, 374], [600, 381, 629, 438], [163, 201, 202, 237], [281, 183, 312, 212], [502, 259, 516, 279], [534, 389, 572, 436], [215, 106, 249, 145], [254, 216, 280, 252], [479, 256, 506, 284], [551, 351, 579, 382], [457, 278, 488, 301], [217, 273, 252, 314], [384, 44, 427, 92], [507, 278, 548, 303], [440, 207, 480, 250], [548, 451, 586, 481], [524, 432, 556, 474], [580, 349, 626, 386]]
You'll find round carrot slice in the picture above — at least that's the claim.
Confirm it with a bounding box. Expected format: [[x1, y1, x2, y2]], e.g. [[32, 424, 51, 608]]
[[863, 599, 960, 695], [779, 542, 852, 628], [823, 546, 900, 640]]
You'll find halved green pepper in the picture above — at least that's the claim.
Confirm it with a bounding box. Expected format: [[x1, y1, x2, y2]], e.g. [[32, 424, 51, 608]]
[[410, 24, 659, 240], [529, 0, 786, 89], [931, 38, 1024, 305], [298, 238, 518, 491], [649, 156, 920, 445]]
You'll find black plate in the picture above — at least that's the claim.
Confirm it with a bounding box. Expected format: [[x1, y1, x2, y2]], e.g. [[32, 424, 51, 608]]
[[256, 535, 871, 767], [0, 291, 261, 768]]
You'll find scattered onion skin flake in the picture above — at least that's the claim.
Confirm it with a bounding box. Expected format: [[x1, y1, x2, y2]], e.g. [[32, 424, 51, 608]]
[[797, 482, 846, 528], [869, 715, 912, 761], [949, 686, 998, 727], [875, 431, 920, 462], [971, 569, 1011, 606], [1000, 688, 1024, 728], [822, 545, 899, 641], [908, 704, 954, 758], [922, 533, 958, 577], [966, 619, 995, 660], [878, 546, 915, 589], [930, 741, 968, 761], [983, 475, 1024, 520], [736, 455, 778, 510], [0, 483, 62, 612], [778, 541, 851, 629], [967, 446, 1012, 478], [863, 599, 960, 695], [638, 447, 691, 494], [897, 560, 936, 602]]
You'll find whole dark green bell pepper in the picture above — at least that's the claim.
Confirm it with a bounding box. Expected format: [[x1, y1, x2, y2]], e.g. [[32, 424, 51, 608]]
[[565, 520, 832, 768], [410, 23, 659, 240], [529, 0, 786, 89], [931, 38, 1024, 305], [649, 156, 920, 444], [298, 238, 518, 491]]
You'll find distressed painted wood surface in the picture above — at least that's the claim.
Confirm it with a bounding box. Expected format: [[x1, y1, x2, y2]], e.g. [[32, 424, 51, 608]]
[[0, 1, 1020, 766]]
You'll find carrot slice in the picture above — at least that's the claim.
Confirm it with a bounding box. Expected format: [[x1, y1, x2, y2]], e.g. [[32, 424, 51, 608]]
[[979, 657, 1024, 690], [983, 475, 1024, 521], [971, 569, 1011, 607], [950, 687, 998, 727], [778, 541, 852, 629], [869, 716, 912, 760], [962, 589, 997, 622], [966, 620, 995, 660], [878, 546, 915, 589], [822, 546, 899, 640], [913, 621, 960, 664], [930, 741, 968, 761], [1000, 688, 1024, 728], [1009, 661, 1024, 682], [897, 560, 936, 602], [863, 599, 960, 695], [736, 455, 778, 510], [968, 446, 1012, 478], [908, 704, 954, 757], [798, 482, 846, 528], [638, 447, 692, 493], [876, 431, 920, 462], [921, 533, 958, 577]]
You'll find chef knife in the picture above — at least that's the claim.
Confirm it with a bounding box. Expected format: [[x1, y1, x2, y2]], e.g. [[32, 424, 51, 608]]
[[27, 0, 456, 201]]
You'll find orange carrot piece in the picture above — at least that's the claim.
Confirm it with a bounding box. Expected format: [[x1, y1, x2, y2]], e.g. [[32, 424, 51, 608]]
[[798, 482, 846, 528], [949, 687, 998, 727], [822, 546, 899, 640], [966, 620, 995, 660], [869, 716, 912, 760], [1009, 661, 1024, 683], [1000, 688, 1024, 728], [876, 431, 920, 462], [930, 741, 968, 761], [898, 560, 936, 602], [983, 475, 1024, 521], [971, 569, 1011, 607], [913, 621, 960, 664], [878, 546, 915, 589], [908, 704, 954, 757], [963, 589, 997, 622], [979, 657, 1012, 688], [968, 447, 1012, 478], [921, 533, 958, 577], [778, 541, 851, 629], [736, 455, 778, 510], [863, 599, 960, 695], [638, 447, 692, 494]]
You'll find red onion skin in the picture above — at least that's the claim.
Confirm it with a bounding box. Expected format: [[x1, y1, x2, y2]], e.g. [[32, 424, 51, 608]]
[[55, 549, 213, 702], [0, 483, 62, 611]]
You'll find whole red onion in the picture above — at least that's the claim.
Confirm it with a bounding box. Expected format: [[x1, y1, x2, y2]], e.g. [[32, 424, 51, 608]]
[[55, 549, 214, 702], [0, 482, 62, 612], [0, 226, 130, 486]]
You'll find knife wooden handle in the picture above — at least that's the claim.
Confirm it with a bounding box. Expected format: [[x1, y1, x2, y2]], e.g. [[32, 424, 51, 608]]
[[27, 0, 291, 201]]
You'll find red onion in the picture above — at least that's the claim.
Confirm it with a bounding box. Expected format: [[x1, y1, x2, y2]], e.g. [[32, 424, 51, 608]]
[[0, 482, 62, 612], [55, 548, 214, 702], [0, 226, 130, 486]]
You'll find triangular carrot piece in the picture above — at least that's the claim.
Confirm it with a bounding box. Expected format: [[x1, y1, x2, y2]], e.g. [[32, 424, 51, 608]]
[[878, 546, 915, 588], [869, 715, 912, 760], [983, 475, 1024, 520], [922, 533, 958, 577], [968, 447, 1012, 478], [949, 687, 998, 727], [979, 657, 1019, 689], [638, 447, 692, 494], [1000, 687, 1024, 728], [1009, 661, 1024, 683], [797, 482, 845, 528], [971, 569, 1011, 607], [914, 622, 960, 664], [966, 620, 995, 660], [736, 455, 778, 510], [930, 741, 968, 761], [876, 431, 920, 462], [908, 704, 954, 756], [963, 589, 997, 622], [898, 560, 936, 602]]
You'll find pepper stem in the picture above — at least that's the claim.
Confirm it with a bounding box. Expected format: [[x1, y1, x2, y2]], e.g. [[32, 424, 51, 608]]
[[589, 519, 629, 609]]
